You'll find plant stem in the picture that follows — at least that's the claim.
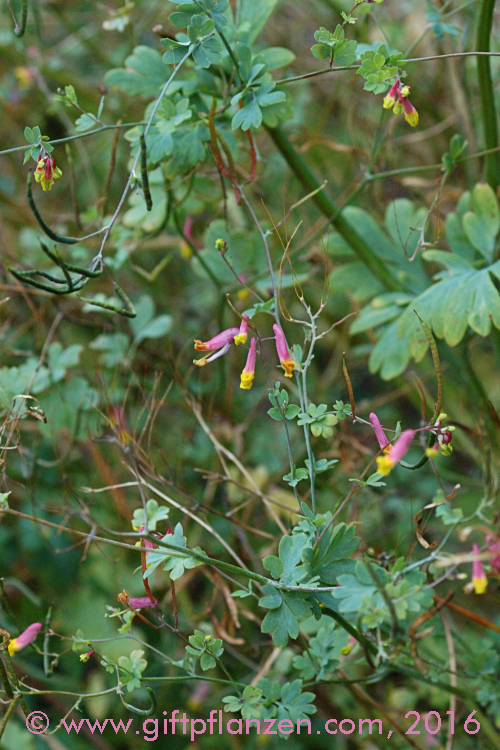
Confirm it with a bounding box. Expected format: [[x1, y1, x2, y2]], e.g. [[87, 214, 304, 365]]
[[476, 0, 500, 188], [266, 126, 400, 292]]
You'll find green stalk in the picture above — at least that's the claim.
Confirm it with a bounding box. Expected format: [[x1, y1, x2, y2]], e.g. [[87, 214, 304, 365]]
[[476, 0, 500, 188], [266, 126, 400, 292]]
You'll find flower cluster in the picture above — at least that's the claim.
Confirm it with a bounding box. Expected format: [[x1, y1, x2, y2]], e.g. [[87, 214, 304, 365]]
[[383, 78, 419, 127], [7, 622, 41, 656], [426, 413, 454, 458], [34, 151, 62, 191], [193, 319, 296, 390]]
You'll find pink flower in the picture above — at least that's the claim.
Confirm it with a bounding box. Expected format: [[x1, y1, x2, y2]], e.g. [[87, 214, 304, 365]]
[[376, 429, 415, 476], [383, 78, 400, 109], [194, 328, 240, 352], [234, 315, 249, 346], [402, 96, 419, 127], [486, 535, 500, 574], [8, 622, 42, 656], [369, 412, 390, 450], [128, 596, 158, 609], [240, 337, 257, 390], [193, 326, 242, 368], [34, 153, 62, 191], [472, 543, 487, 594], [273, 324, 295, 378]]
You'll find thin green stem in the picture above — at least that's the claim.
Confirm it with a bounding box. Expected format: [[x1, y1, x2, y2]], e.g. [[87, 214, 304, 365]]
[[273, 51, 500, 87], [0, 122, 146, 157], [476, 0, 500, 188]]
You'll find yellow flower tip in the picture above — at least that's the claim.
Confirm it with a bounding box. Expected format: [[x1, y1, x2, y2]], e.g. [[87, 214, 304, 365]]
[[340, 644, 353, 655], [405, 110, 419, 127], [383, 95, 395, 110], [393, 102, 403, 115], [473, 576, 488, 595], [193, 358, 208, 367], [440, 444, 453, 457], [180, 241, 192, 259], [399, 85, 410, 98], [240, 371, 254, 390], [425, 447, 438, 458], [193, 340, 208, 351], [437, 412, 448, 422], [233, 333, 248, 346], [376, 455, 394, 476], [237, 289, 250, 301], [7, 639, 18, 657], [282, 359, 296, 378]]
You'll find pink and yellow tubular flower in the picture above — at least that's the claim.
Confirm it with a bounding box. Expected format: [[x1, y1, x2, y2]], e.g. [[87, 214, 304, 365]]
[[8, 622, 42, 656], [240, 337, 257, 390], [402, 96, 419, 127], [383, 78, 400, 110], [369, 412, 390, 451], [273, 323, 296, 378], [472, 543, 487, 594], [234, 315, 249, 346], [193, 326, 240, 367], [34, 153, 62, 191], [382, 79, 419, 127], [376, 429, 415, 476], [194, 327, 239, 352]]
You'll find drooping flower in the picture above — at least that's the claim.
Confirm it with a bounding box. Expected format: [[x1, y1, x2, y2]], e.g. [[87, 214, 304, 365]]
[[376, 429, 415, 476], [194, 328, 240, 352], [402, 96, 419, 127], [369, 412, 390, 451], [8, 622, 42, 656], [382, 80, 419, 127], [80, 650, 95, 663], [34, 153, 62, 191], [234, 315, 249, 346], [472, 543, 488, 594], [127, 595, 158, 609], [426, 413, 455, 458], [383, 79, 400, 110], [193, 327, 240, 368], [240, 337, 257, 390], [273, 324, 295, 378]]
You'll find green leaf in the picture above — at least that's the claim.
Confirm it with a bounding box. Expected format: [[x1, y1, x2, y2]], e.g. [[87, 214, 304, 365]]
[[75, 113, 96, 132], [145, 523, 203, 580], [311, 43, 331, 60], [238, 0, 278, 44], [105, 46, 176, 97], [131, 499, 169, 531], [232, 97, 262, 130], [117, 650, 147, 693], [259, 585, 313, 647], [256, 47, 295, 70], [334, 39, 358, 65], [462, 183, 499, 261], [303, 522, 359, 585]]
